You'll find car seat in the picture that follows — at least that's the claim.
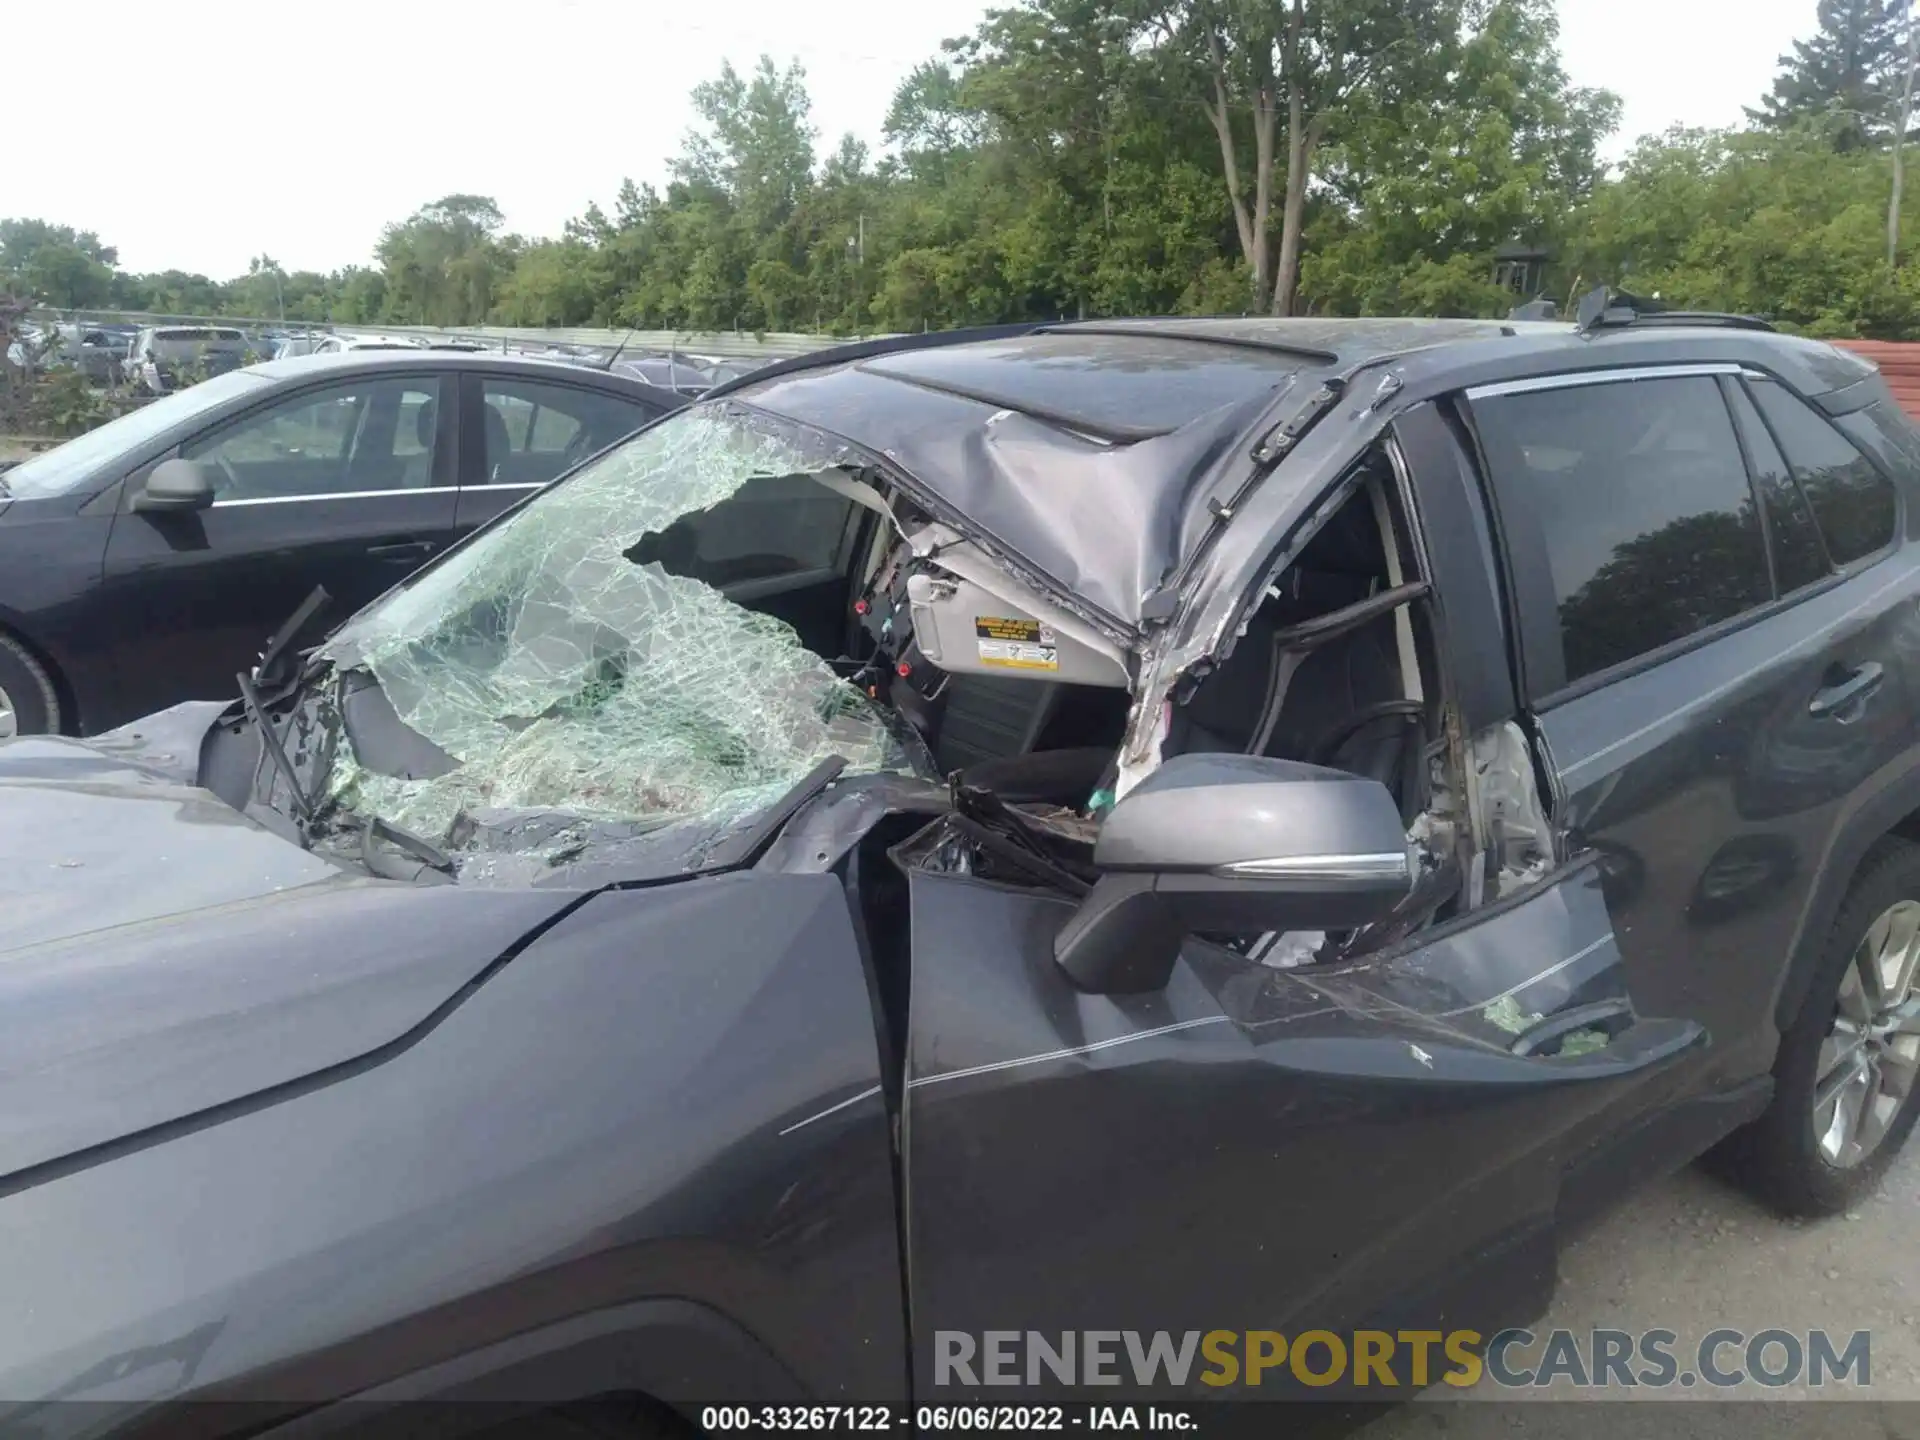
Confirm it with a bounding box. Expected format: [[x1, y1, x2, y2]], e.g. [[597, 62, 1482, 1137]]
[[483, 404, 514, 483]]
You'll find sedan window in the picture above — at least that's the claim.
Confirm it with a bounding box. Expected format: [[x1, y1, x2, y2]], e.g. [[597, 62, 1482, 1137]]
[[183, 377, 442, 500], [477, 376, 657, 487], [0, 369, 269, 500]]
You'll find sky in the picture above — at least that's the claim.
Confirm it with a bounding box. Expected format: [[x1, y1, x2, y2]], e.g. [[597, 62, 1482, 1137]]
[[7, 0, 1817, 280]]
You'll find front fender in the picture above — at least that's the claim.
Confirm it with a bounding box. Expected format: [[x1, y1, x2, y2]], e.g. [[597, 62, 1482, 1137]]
[[0, 873, 904, 1424]]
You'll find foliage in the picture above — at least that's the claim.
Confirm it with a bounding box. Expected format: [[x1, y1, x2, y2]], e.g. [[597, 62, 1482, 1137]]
[[6, 1, 1920, 339], [1563, 125, 1920, 337], [36, 369, 113, 435], [1, 219, 116, 310], [1747, 0, 1911, 150]]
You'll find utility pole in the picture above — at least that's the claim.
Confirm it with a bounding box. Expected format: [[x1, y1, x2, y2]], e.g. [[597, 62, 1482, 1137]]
[[1891, 2, 1919, 268]]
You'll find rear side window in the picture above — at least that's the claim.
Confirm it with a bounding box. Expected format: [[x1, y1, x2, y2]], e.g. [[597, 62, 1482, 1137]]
[[478, 376, 658, 487], [1748, 378, 1898, 565], [1475, 375, 1771, 685], [1725, 381, 1831, 593]]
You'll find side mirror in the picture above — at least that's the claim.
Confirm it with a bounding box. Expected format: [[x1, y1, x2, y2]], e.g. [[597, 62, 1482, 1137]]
[[133, 458, 217, 513], [1054, 754, 1413, 995]]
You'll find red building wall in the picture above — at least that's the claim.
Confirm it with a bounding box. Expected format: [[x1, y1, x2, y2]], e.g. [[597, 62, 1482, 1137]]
[[1832, 340, 1920, 421]]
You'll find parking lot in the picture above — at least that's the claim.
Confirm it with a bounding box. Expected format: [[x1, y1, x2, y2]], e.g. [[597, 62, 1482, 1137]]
[[1357, 1143, 1920, 1435]]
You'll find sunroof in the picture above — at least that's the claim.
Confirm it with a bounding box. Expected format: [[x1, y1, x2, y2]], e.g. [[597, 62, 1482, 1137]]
[[858, 331, 1320, 440]]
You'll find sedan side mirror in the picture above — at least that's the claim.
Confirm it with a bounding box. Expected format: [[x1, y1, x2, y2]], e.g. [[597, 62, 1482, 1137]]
[[133, 458, 216, 513], [1055, 754, 1413, 994]]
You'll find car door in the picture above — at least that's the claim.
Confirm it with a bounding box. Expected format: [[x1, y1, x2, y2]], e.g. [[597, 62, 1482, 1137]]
[[95, 371, 459, 722], [897, 417, 1708, 1400], [1461, 366, 1920, 1092], [453, 372, 667, 539]]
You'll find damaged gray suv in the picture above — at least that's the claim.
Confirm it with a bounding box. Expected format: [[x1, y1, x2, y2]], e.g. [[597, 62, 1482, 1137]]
[[6, 300, 1920, 1426]]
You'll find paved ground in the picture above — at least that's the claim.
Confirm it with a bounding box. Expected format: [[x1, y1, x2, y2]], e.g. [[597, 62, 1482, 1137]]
[[1356, 1142, 1920, 1437]]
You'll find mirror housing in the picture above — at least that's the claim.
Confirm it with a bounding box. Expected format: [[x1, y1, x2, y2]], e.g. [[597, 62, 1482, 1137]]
[[1054, 754, 1413, 994], [133, 458, 216, 513]]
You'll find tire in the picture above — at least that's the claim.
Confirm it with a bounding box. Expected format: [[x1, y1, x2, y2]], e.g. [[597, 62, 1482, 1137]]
[[1719, 837, 1920, 1216], [0, 631, 60, 738]]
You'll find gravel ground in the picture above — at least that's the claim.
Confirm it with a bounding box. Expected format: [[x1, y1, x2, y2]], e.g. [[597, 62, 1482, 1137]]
[[1355, 1142, 1920, 1437]]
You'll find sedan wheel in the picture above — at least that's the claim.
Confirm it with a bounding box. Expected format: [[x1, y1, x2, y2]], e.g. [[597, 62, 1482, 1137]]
[[0, 633, 59, 737], [1813, 899, 1920, 1168]]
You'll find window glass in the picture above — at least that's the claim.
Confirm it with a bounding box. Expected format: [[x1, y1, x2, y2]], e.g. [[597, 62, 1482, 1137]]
[[478, 377, 656, 487], [1476, 375, 1771, 683], [183, 377, 440, 500], [1748, 377, 1898, 565], [0, 369, 269, 499], [1726, 382, 1831, 593]]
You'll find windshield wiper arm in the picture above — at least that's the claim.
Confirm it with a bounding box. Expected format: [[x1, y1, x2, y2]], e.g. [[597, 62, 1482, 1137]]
[[715, 755, 848, 870], [254, 584, 331, 691], [234, 669, 314, 829], [360, 813, 455, 876]]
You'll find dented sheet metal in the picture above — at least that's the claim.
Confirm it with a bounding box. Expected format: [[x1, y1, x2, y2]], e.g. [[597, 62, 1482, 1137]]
[[319, 405, 923, 846], [1261, 859, 1629, 1053], [743, 353, 1300, 632]]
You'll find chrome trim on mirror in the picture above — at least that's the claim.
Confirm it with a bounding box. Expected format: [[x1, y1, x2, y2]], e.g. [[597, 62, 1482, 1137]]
[[1216, 852, 1412, 882]]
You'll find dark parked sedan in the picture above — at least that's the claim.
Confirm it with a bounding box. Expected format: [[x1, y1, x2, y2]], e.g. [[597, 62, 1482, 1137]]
[[0, 350, 680, 736]]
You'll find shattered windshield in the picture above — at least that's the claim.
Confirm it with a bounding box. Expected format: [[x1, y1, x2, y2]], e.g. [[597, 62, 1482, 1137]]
[[316, 402, 926, 869]]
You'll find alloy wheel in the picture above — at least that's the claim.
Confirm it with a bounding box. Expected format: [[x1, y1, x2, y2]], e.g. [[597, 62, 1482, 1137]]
[[0, 681, 14, 739], [1814, 899, 1920, 1167]]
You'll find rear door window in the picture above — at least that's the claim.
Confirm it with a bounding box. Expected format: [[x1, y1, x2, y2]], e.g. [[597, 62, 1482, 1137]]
[[1747, 376, 1899, 565], [1473, 374, 1772, 686], [477, 376, 659, 487], [1724, 380, 1832, 594]]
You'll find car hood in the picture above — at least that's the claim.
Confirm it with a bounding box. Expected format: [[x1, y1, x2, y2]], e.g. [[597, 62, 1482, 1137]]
[[0, 734, 580, 1180]]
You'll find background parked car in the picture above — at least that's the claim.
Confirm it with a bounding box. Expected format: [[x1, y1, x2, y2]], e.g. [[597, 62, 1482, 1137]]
[[612, 351, 724, 396], [309, 333, 429, 355], [74, 326, 135, 385], [0, 349, 682, 737], [270, 331, 330, 360], [127, 325, 257, 394]]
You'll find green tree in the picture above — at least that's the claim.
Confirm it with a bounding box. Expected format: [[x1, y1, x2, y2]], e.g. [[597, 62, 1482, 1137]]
[[1165, 0, 1457, 313], [680, 57, 817, 235], [1564, 125, 1920, 336], [1749, 0, 1911, 149], [0, 219, 117, 309], [1304, 0, 1619, 315], [375, 194, 511, 325]]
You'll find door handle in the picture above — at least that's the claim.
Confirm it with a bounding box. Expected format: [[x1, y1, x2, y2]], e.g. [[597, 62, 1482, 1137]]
[[1808, 661, 1885, 719], [366, 540, 437, 562]]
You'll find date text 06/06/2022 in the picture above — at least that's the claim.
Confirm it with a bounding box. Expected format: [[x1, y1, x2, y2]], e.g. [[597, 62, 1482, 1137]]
[[698, 1406, 1197, 1433]]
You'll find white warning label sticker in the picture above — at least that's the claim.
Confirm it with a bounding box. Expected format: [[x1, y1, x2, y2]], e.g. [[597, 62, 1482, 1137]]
[[974, 615, 1061, 670], [977, 640, 1060, 670]]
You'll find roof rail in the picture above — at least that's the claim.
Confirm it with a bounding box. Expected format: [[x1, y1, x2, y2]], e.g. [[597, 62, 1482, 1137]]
[[1572, 285, 1774, 336]]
